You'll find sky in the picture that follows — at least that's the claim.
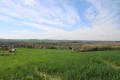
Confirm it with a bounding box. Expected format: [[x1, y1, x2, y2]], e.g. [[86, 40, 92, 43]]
[[0, 0, 120, 40]]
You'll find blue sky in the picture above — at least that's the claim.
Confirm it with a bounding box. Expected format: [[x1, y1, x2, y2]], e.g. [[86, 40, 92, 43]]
[[0, 0, 120, 40]]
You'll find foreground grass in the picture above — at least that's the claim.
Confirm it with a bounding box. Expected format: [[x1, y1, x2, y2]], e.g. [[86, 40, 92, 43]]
[[0, 48, 120, 80]]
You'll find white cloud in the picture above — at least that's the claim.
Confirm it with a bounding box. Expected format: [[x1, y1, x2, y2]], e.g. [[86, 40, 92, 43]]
[[25, 0, 35, 5], [21, 22, 65, 33], [0, 0, 120, 40], [11, 30, 39, 35], [85, 6, 97, 21], [0, 0, 81, 29], [82, 0, 120, 40]]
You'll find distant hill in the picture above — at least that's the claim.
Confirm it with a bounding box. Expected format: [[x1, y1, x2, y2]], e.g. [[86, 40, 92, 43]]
[[0, 39, 119, 43]]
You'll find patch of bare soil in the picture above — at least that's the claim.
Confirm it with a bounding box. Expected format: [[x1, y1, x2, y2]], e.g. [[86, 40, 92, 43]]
[[34, 66, 61, 80], [101, 59, 120, 70]]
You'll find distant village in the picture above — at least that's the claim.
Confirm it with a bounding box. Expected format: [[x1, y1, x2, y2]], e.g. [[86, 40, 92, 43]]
[[0, 40, 120, 52], [0, 45, 16, 52]]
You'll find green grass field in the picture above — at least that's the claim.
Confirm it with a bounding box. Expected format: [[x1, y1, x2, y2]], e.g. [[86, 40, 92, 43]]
[[0, 48, 120, 80]]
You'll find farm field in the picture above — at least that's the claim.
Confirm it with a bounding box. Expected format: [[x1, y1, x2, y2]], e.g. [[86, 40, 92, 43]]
[[0, 48, 120, 80]]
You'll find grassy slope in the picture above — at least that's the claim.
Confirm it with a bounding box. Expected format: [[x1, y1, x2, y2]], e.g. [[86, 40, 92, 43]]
[[0, 48, 120, 80]]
